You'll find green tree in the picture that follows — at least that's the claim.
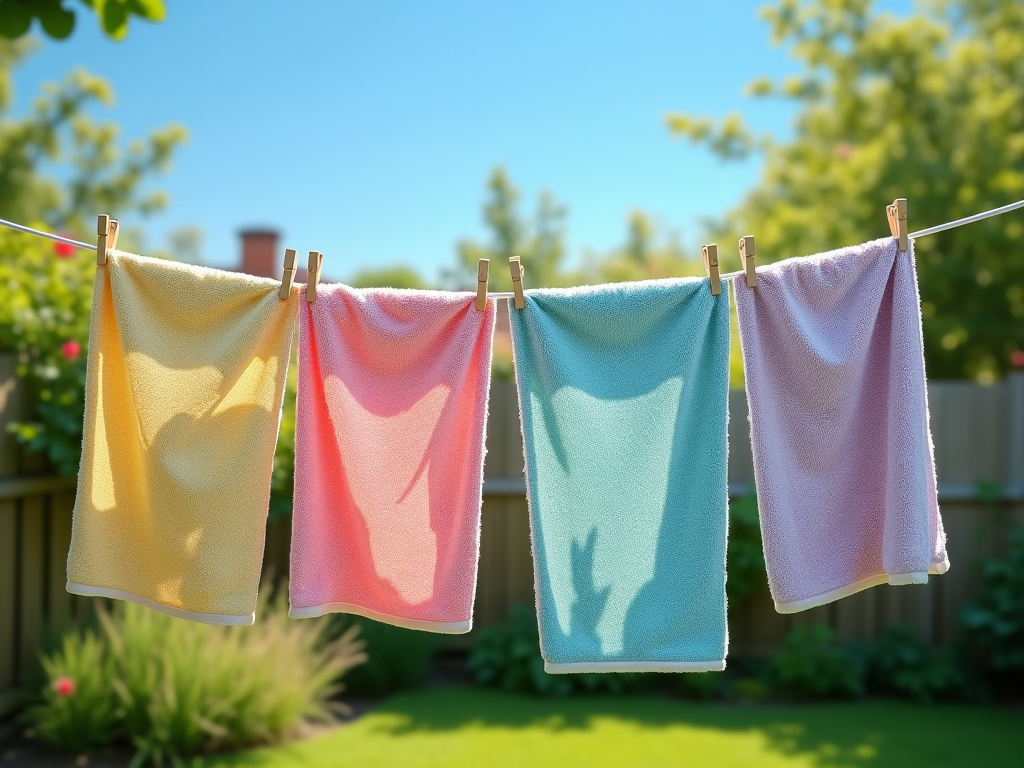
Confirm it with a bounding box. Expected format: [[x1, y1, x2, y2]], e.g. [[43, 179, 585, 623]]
[[667, 0, 1024, 381], [0, 43, 185, 229], [582, 210, 702, 284], [0, 42, 185, 472], [349, 266, 427, 290], [449, 167, 570, 291], [0, 0, 164, 41]]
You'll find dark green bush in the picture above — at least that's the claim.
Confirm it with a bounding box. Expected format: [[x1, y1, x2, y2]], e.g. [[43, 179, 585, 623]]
[[769, 624, 864, 700], [960, 526, 1024, 679], [329, 616, 445, 696], [726, 491, 766, 605], [859, 624, 968, 703], [468, 604, 650, 697], [676, 671, 730, 701]]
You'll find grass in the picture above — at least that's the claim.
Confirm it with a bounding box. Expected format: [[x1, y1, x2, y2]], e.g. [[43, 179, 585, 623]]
[[201, 687, 1024, 768]]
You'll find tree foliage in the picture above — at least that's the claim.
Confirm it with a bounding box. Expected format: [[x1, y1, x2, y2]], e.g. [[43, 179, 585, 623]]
[[667, 0, 1024, 381], [348, 266, 427, 290], [448, 167, 570, 292], [0, 42, 185, 472], [453, 168, 748, 383], [0, 0, 164, 41], [0, 41, 186, 230]]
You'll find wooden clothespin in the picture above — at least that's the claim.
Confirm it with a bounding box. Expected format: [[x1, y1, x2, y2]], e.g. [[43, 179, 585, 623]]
[[508, 257, 526, 310], [701, 243, 721, 296], [279, 249, 297, 300], [476, 259, 489, 311], [306, 251, 324, 303], [887, 198, 909, 252], [738, 235, 757, 288], [96, 214, 119, 266]]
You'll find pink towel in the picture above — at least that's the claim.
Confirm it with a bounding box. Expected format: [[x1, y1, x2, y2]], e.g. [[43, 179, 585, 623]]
[[734, 238, 949, 614], [289, 284, 496, 633]]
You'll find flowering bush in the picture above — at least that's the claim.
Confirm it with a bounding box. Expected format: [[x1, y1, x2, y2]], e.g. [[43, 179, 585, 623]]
[[0, 228, 94, 474], [26, 630, 119, 754]]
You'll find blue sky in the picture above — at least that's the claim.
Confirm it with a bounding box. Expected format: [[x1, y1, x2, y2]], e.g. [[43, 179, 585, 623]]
[[10, 1, 902, 281]]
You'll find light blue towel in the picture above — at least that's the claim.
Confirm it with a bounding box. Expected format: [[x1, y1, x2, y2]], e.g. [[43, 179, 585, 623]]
[[509, 278, 730, 673]]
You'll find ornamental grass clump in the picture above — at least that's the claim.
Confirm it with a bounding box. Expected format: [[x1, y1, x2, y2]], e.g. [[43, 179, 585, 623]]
[[27, 630, 120, 753], [26, 589, 366, 766]]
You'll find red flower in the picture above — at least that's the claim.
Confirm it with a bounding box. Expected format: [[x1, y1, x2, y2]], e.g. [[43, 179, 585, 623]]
[[1012, 350, 1024, 368], [54, 238, 76, 258], [61, 340, 81, 361], [52, 677, 75, 697]]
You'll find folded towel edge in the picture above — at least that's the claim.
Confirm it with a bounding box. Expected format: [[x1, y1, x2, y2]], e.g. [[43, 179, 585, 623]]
[[288, 601, 472, 634], [773, 559, 952, 615], [66, 581, 255, 626], [544, 660, 726, 674]]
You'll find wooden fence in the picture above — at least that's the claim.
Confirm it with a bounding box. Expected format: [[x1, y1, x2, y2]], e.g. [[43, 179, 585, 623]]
[[2, 354, 1023, 707]]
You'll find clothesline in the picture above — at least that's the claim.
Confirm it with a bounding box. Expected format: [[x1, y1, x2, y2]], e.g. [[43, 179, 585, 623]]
[[3, 196, 1023, 300], [61, 233, 947, 650]]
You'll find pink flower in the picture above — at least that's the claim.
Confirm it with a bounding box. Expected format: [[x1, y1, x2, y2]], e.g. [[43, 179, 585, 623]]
[[61, 340, 81, 361], [52, 677, 75, 697], [54, 239, 76, 258], [1012, 350, 1024, 368], [834, 142, 853, 161]]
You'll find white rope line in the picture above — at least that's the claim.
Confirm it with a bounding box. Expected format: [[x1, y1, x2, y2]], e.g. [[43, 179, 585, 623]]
[[2, 198, 1023, 285], [0, 218, 97, 250], [908, 198, 1024, 239]]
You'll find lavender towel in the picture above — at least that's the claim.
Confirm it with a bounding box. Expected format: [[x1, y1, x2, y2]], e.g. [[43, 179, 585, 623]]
[[734, 237, 949, 614]]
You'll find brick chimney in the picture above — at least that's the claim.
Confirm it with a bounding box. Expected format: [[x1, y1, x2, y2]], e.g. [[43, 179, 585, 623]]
[[239, 229, 279, 279]]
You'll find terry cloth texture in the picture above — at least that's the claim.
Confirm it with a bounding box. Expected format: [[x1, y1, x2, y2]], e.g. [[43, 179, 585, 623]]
[[509, 279, 731, 673], [289, 284, 496, 633], [67, 251, 298, 625], [734, 237, 949, 614]]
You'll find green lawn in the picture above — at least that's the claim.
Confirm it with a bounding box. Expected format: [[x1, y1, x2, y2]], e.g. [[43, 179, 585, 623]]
[[202, 687, 1023, 768]]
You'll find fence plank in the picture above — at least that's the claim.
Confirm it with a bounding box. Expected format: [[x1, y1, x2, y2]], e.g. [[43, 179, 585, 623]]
[[0, 500, 16, 691], [932, 383, 1007, 483], [47, 491, 75, 635], [18, 496, 45, 683], [483, 382, 510, 481], [262, 517, 292, 586], [727, 391, 755, 485]]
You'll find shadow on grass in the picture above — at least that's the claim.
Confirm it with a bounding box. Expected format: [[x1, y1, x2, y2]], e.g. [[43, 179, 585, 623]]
[[208, 687, 1024, 768], [360, 688, 1021, 767]]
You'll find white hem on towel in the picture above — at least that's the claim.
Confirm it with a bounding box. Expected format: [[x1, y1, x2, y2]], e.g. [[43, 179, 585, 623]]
[[66, 581, 255, 626], [773, 556, 952, 614], [288, 601, 472, 634], [544, 659, 726, 674]]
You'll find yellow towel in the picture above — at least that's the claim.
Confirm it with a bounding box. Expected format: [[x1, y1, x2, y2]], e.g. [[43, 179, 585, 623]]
[[67, 251, 298, 625]]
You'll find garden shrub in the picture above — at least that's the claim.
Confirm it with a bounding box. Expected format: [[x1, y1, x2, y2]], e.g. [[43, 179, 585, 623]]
[[0, 229, 93, 474], [26, 630, 119, 753], [468, 604, 650, 697], [26, 590, 366, 765], [726, 491, 766, 605], [329, 616, 445, 696], [959, 526, 1024, 681], [769, 624, 864, 700], [730, 676, 771, 703], [676, 671, 730, 701], [859, 624, 968, 703]]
